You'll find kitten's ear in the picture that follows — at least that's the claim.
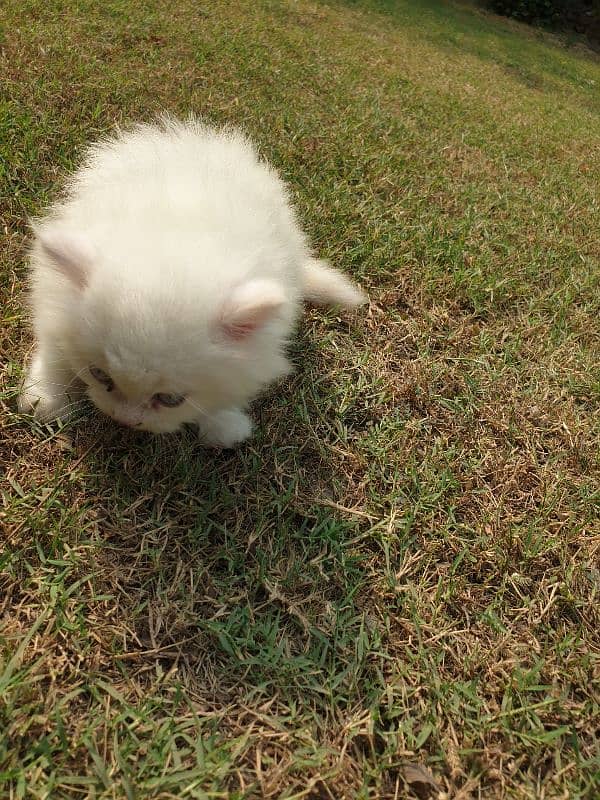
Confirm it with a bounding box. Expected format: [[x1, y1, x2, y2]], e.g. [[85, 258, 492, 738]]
[[35, 227, 95, 290], [218, 279, 287, 341]]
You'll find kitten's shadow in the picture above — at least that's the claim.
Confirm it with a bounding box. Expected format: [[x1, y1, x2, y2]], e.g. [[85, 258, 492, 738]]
[[74, 322, 369, 672]]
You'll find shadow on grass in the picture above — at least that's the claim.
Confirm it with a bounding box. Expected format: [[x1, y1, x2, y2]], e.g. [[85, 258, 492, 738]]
[[59, 326, 381, 708]]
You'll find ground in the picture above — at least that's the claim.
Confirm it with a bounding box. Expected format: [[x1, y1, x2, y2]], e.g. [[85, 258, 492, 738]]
[[1, 1, 599, 798]]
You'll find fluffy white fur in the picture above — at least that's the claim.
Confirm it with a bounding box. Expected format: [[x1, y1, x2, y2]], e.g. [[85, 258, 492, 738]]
[[19, 118, 366, 447]]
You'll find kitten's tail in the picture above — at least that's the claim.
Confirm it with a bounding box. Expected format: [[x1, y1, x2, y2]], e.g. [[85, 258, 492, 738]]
[[302, 259, 367, 308]]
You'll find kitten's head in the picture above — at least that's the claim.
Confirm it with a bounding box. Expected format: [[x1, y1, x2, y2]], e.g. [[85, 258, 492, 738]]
[[37, 227, 294, 433]]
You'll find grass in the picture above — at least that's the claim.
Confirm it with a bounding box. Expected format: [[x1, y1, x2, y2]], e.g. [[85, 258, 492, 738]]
[[1, 0, 599, 797]]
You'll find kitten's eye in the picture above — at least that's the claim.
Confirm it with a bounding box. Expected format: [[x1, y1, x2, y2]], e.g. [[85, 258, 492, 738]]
[[152, 392, 185, 408], [89, 366, 114, 392]]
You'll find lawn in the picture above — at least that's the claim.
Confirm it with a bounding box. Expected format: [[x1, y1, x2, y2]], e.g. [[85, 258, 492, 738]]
[[1, 0, 599, 797]]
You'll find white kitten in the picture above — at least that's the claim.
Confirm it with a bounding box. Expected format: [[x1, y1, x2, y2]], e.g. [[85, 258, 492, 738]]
[[19, 118, 366, 447]]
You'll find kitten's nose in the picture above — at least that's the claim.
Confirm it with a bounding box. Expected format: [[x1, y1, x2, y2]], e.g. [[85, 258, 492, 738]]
[[114, 415, 143, 428]]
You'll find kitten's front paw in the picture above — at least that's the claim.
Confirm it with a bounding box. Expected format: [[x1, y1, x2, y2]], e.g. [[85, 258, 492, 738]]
[[199, 409, 253, 448], [18, 385, 73, 422]]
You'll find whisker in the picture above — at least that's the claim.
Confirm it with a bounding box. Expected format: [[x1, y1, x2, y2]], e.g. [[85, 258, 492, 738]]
[[20, 364, 90, 391], [73, 366, 91, 381], [184, 397, 209, 417], [21, 381, 84, 393], [56, 398, 89, 411], [22, 356, 80, 370]]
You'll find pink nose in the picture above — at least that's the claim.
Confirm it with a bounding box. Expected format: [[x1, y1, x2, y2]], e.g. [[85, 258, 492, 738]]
[[114, 412, 142, 428], [113, 414, 143, 428]]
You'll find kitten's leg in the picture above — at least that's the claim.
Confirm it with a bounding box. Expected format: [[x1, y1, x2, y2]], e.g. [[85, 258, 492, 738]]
[[197, 408, 253, 449], [19, 345, 80, 422]]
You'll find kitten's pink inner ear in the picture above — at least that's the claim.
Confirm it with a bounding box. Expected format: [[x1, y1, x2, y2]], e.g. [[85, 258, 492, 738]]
[[36, 228, 95, 290], [219, 279, 287, 341]]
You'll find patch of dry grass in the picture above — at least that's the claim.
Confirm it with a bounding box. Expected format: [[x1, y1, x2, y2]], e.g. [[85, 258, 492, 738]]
[[1, 0, 599, 797]]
